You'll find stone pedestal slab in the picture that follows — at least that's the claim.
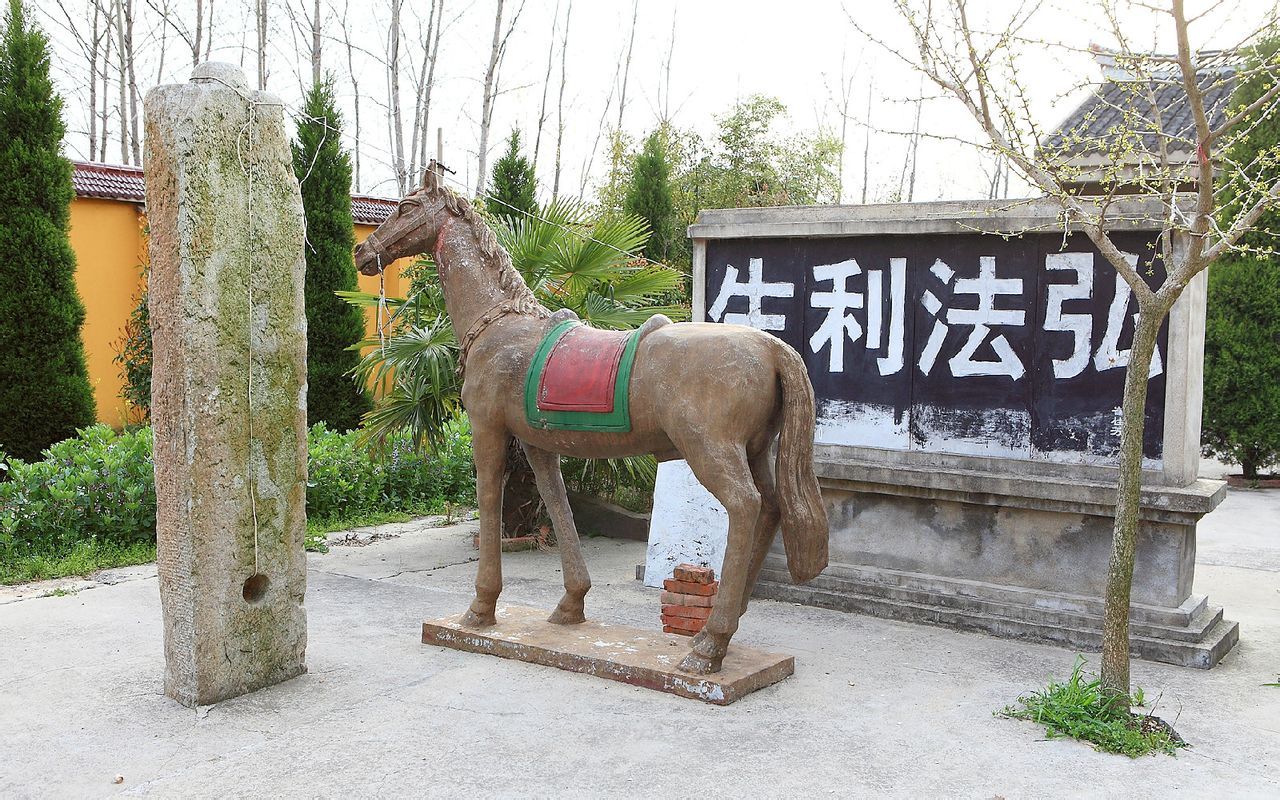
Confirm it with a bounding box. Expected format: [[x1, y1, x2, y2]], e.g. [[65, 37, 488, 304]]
[[144, 62, 308, 707], [422, 606, 794, 705]]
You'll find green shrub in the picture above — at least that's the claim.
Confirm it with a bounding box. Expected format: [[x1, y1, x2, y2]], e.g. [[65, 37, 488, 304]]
[[0, 425, 155, 558], [0, 420, 476, 583], [113, 273, 152, 420], [305, 418, 475, 525]]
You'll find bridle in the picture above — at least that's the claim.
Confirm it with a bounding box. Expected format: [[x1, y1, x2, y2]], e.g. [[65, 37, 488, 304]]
[[362, 192, 435, 272], [363, 182, 526, 381]]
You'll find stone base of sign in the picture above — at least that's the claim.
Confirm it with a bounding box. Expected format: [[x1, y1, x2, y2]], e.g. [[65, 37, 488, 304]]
[[421, 605, 794, 705], [749, 454, 1237, 669]]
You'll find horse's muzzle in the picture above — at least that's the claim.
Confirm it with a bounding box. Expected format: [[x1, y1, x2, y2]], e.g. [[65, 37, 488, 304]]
[[354, 244, 382, 276]]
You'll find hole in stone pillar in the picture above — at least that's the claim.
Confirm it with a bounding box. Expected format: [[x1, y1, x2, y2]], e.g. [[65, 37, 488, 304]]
[[242, 573, 270, 604]]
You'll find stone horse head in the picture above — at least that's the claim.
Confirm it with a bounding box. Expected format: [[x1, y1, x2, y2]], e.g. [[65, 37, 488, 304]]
[[355, 164, 457, 277]]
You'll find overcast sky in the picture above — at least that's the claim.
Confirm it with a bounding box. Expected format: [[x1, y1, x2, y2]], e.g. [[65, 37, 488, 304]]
[[42, 0, 1276, 204]]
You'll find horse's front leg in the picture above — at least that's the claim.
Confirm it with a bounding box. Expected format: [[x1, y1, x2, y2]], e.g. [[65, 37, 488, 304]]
[[460, 422, 509, 627], [521, 443, 591, 624]]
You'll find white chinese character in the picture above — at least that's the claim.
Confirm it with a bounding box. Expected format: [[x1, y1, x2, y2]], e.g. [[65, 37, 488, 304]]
[[918, 258, 955, 376], [918, 257, 1026, 379], [1043, 252, 1095, 379], [1095, 271, 1164, 378], [808, 259, 864, 372], [807, 258, 907, 376], [707, 257, 794, 331], [877, 258, 907, 376]]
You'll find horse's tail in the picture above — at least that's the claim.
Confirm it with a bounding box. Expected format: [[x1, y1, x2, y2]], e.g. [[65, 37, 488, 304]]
[[770, 337, 829, 584]]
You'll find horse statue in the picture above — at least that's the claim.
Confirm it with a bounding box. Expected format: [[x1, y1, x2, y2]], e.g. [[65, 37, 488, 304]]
[[354, 165, 828, 675]]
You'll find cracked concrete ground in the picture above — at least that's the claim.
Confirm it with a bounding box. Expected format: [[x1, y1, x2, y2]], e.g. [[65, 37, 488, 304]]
[[1, 487, 1278, 798]]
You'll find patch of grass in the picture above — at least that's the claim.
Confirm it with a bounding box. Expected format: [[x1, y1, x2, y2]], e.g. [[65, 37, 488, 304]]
[[1001, 656, 1186, 758], [0, 540, 156, 586], [44, 587, 79, 597]]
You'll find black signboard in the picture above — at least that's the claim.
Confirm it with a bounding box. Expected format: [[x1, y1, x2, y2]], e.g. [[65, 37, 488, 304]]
[[703, 232, 1167, 463]]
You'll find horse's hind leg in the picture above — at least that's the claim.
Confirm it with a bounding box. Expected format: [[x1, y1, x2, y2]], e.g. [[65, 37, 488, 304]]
[[460, 422, 509, 627], [739, 448, 781, 616], [522, 443, 591, 624], [677, 443, 759, 675]]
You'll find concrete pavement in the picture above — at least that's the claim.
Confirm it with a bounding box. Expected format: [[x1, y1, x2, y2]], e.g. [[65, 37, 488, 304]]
[[1, 487, 1277, 798]]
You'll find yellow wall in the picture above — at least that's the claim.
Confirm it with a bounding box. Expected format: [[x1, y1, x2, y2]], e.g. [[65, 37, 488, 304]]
[[68, 198, 147, 428], [69, 198, 409, 428]]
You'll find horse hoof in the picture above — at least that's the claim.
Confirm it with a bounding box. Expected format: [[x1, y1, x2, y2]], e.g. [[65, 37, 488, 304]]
[[459, 607, 495, 627], [677, 651, 721, 675], [547, 606, 586, 625]]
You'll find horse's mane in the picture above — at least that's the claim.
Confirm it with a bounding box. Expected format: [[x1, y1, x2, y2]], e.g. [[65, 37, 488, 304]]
[[420, 171, 549, 319]]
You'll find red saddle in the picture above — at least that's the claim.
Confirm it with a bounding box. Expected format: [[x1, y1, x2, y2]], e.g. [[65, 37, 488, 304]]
[[536, 324, 632, 413]]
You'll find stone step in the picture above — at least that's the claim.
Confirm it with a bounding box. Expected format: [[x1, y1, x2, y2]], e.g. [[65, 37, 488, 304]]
[[753, 571, 1238, 670], [758, 565, 1221, 644]]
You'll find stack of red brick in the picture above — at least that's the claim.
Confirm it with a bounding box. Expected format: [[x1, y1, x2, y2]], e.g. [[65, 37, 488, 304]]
[[660, 563, 718, 636]]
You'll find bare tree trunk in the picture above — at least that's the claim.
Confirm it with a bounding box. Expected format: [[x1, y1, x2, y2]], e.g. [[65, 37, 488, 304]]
[[616, 0, 638, 131], [256, 0, 267, 90], [407, 4, 429, 183], [112, 0, 129, 162], [475, 0, 528, 196], [311, 0, 321, 84], [862, 75, 873, 204], [658, 8, 677, 124], [833, 50, 855, 204], [193, 0, 203, 66], [579, 43, 623, 196], [388, 0, 406, 194], [123, 0, 141, 164], [531, 0, 560, 178], [904, 81, 923, 202], [89, 0, 101, 158], [1099, 302, 1166, 705], [204, 0, 214, 61], [341, 2, 361, 191], [99, 4, 111, 162], [552, 0, 572, 200], [154, 0, 170, 82], [416, 0, 445, 178]]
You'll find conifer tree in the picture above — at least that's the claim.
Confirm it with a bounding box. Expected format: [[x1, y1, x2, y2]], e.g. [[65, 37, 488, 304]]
[[489, 130, 537, 225], [0, 0, 95, 461], [292, 78, 370, 431], [1203, 37, 1280, 478], [624, 131, 677, 263]]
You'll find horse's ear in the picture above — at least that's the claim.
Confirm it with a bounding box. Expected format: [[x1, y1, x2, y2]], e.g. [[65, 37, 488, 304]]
[[421, 163, 439, 193]]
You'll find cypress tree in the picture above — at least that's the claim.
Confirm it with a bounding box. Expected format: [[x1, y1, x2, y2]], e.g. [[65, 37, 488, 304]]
[[1203, 37, 1280, 478], [292, 78, 370, 432], [623, 131, 676, 262], [0, 0, 95, 461], [489, 130, 537, 225]]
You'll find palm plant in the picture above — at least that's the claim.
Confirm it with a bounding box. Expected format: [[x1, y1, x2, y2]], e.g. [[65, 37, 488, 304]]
[[341, 199, 688, 509]]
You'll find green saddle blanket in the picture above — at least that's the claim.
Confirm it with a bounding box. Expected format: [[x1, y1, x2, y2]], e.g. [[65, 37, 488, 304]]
[[523, 319, 642, 433]]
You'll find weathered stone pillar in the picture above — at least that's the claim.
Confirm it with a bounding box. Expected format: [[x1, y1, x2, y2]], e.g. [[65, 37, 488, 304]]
[[144, 62, 308, 707]]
